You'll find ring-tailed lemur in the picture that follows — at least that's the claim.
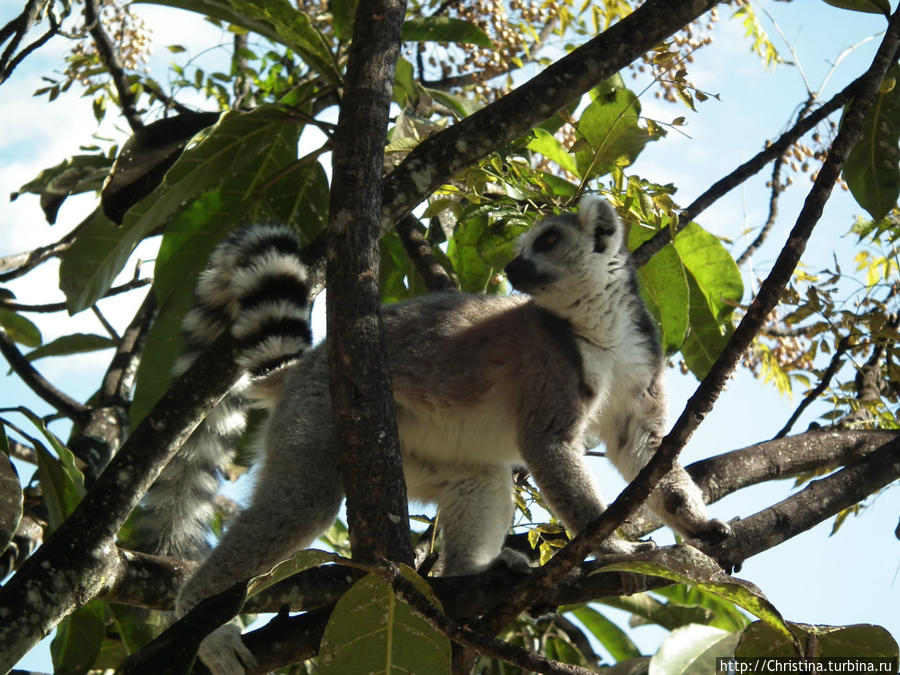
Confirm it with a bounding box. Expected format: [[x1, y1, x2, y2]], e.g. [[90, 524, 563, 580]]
[[138, 196, 730, 674]]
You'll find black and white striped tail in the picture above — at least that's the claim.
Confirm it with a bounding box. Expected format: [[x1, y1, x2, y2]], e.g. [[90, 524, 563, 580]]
[[134, 225, 312, 558]]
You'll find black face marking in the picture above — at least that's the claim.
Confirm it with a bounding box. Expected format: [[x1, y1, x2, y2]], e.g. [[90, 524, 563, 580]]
[[593, 223, 616, 254], [505, 256, 557, 292], [532, 227, 562, 253]]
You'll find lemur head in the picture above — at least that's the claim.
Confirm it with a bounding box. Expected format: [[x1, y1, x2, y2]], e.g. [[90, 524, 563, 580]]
[[504, 195, 625, 306]]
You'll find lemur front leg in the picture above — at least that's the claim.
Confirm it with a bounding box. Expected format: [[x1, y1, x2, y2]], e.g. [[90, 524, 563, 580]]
[[605, 409, 731, 544]]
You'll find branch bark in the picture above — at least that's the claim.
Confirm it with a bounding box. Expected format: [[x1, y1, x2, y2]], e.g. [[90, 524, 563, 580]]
[[325, 0, 413, 566], [0, 333, 241, 669]]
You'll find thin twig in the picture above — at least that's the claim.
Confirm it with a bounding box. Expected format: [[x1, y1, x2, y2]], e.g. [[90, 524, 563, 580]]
[[774, 336, 850, 439], [0, 329, 90, 424], [632, 76, 861, 267], [0, 278, 151, 313], [0, 228, 79, 282], [83, 0, 143, 132]]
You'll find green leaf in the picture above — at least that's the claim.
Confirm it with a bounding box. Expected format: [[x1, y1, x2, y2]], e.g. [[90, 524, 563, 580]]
[[331, 0, 359, 41], [673, 222, 743, 323], [23, 333, 116, 364], [843, 65, 900, 220], [736, 621, 898, 658], [527, 128, 579, 177], [650, 624, 737, 674], [0, 442, 23, 556], [401, 16, 492, 47], [35, 441, 83, 531], [319, 569, 452, 675], [820, 0, 891, 15], [51, 601, 107, 674], [569, 606, 641, 662], [0, 309, 42, 347], [136, 0, 341, 84], [58, 208, 139, 314], [11, 153, 113, 225], [574, 75, 663, 181], [637, 243, 689, 354], [653, 584, 752, 633], [597, 545, 798, 650], [680, 273, 733, 379]]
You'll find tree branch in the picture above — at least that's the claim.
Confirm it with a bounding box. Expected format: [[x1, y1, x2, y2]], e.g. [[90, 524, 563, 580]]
[[395, 214, 457, 292], [703, 435, 900, 571], [83, 0, 143, 132], [379, 0, 723, 229], [632, 77, 860, 267], [0, 332, 241, 669], [325, 0, 413, 567], [69, 291, 157, 478], [0, 328, 90, 424]]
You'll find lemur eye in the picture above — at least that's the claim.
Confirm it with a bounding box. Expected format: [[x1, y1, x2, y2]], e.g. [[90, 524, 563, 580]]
[[533, 229, 560, 253]]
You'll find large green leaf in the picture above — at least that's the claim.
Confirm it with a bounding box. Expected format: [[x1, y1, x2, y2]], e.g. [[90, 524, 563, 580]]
[[137, 0, 341, 84], [401, 16, 492, 47], [680, 273, 733, 380], [51, 601, 107, 675], [844, 66, 900, 220], [319, 569, 451, 675], [569, 606, 641, 662], [597, 545, 798, 649], [60, 106, 299, 314], [574, 76, 663, 180]]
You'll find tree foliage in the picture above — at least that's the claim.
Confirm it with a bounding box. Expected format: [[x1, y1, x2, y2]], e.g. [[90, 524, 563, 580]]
[[1, 0, 899, 673]]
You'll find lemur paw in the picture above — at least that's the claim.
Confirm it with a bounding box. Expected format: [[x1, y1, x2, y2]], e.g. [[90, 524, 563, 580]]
[[597, 535, 656, 556], [493, 548, 534, 574], [198, 623, 257, 675], [693, 518, 732, 544]]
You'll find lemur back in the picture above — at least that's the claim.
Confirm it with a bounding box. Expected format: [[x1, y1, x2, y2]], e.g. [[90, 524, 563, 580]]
[[147, 196, 730, 674]]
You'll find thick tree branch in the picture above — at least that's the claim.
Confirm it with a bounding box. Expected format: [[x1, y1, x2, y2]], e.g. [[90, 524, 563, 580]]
[[325, 0, 413, 567], [702, 435, 900, 570], [0, 333, 241, 670]]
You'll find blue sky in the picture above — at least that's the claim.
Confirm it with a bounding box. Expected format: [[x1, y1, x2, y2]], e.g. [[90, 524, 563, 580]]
[[1, 0, 898, 669]]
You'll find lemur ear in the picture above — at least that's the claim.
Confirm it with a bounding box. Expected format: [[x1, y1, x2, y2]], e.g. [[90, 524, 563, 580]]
[[577, 195, 623, 255]]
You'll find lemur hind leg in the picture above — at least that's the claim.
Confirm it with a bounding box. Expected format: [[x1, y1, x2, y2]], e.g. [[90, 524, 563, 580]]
[[177, 388, 343, 675]]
